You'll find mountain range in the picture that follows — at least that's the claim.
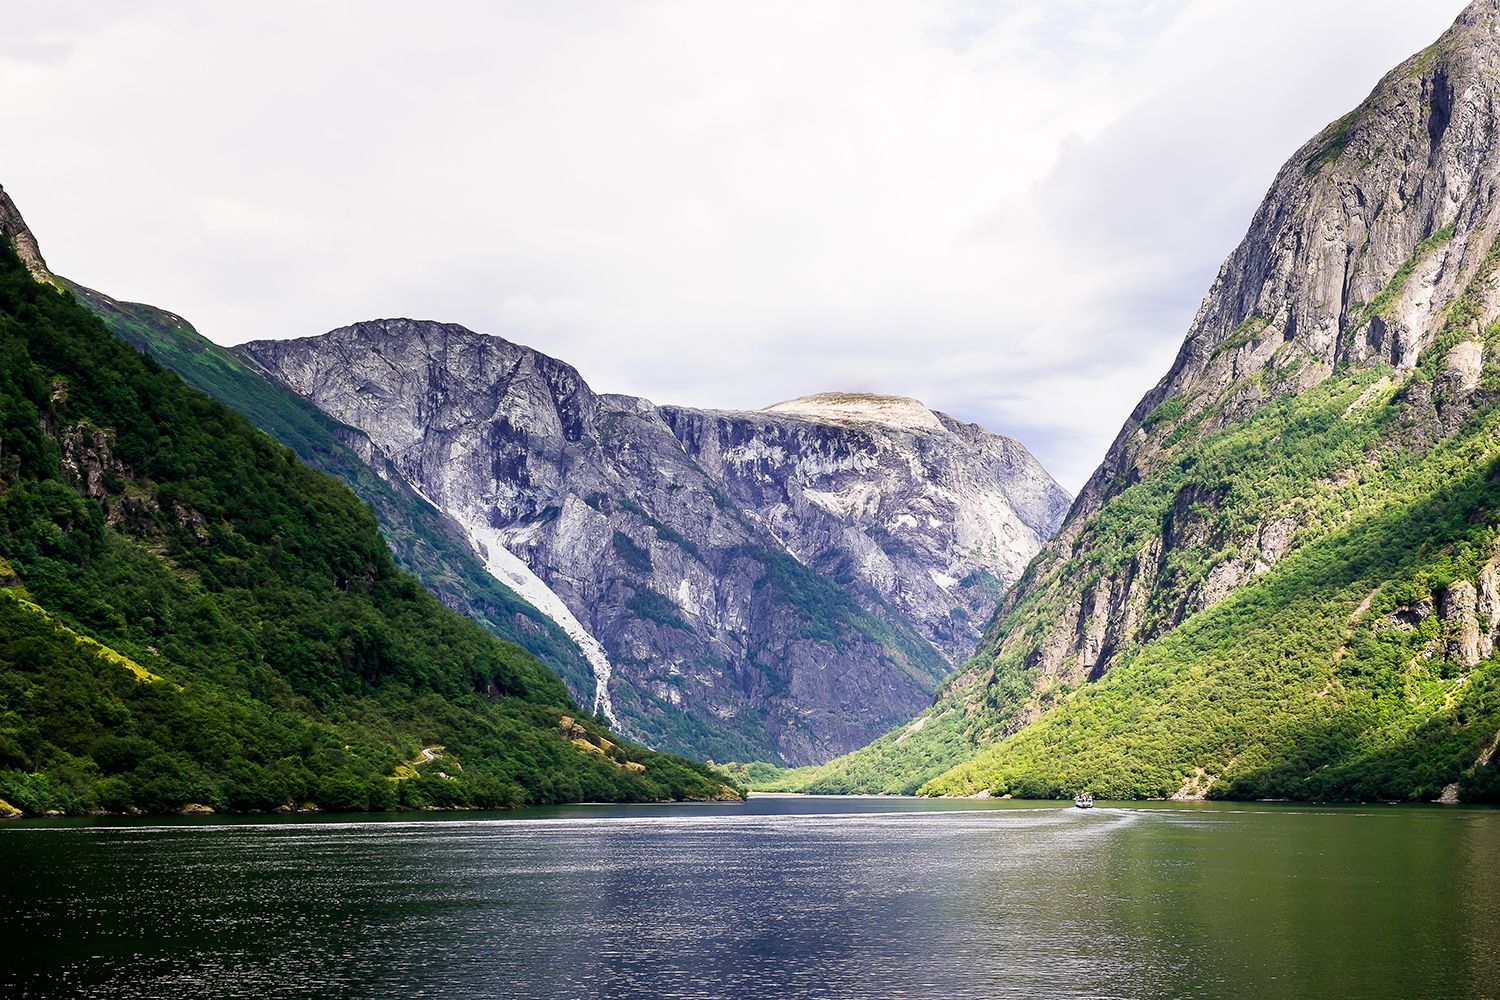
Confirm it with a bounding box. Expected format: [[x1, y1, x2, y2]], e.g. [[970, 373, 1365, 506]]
[[753, 0, 1500, 804], [9, 0, 1500, 813], [0, 185, 735, 817], [23, 207, 1067, 769]]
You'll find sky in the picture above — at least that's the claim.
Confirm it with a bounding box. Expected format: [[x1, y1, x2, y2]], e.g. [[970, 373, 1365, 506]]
[[0, 0, 1472, 491]]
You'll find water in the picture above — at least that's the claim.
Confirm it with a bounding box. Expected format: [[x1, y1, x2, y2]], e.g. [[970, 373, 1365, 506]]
[[3, 796, 1497, 999]]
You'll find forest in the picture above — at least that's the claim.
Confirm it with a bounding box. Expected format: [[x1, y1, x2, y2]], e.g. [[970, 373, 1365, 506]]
[[0, 242, 736, 816]]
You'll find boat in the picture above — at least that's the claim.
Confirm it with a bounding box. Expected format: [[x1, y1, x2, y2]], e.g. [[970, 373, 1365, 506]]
[[1074, 791, 1094, 809]]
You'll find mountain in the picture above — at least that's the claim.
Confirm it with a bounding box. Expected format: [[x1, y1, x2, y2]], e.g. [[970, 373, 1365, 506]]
[[0, 187, 736, 817], [238, 321, 1070, 764], [0, 184, 49, 283], [759, 0, 1500, 802], [660, 392, 1069, 663], [63, 282, 598, 702]]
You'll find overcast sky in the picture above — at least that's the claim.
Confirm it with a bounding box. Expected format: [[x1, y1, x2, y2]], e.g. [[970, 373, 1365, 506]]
[[0, 0, 1471, 491]]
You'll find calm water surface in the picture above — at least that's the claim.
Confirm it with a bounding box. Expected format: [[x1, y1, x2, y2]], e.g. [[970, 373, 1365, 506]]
[[2, 795, 1497, 999]]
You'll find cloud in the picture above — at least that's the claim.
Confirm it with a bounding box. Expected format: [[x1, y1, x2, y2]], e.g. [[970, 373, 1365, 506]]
[[0, 0, 1470, 490]]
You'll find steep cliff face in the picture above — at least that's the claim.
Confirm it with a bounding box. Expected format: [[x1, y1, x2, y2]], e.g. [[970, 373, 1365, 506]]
[[238, 322, 1068, 765], [64, 282, 600, 702], [0, 185, 51, 283], [981, 0, 1500, 693], [767, 0, 1500, 802], [661, 393, 1068, 662]]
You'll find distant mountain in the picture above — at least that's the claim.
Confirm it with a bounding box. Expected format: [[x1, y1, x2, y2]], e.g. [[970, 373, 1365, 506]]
[[768, 0, 1500, 803], [239, 321, 1070, 764], [65, 282, 598, 702], [0, 185, 735, 817]]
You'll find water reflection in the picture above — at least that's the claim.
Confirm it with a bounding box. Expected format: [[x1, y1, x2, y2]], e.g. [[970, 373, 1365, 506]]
[[2, 799, 1497, 999]]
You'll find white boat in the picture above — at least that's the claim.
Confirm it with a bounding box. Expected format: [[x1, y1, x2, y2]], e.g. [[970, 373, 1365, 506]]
[[1074, 791, 1094, 809]]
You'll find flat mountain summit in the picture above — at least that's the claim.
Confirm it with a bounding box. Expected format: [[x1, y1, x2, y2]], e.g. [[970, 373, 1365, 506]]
[[762, 392, 948, 432]]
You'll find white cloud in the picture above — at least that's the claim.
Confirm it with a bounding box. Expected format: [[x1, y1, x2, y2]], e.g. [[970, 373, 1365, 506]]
[[0, 0, 1471, 490]]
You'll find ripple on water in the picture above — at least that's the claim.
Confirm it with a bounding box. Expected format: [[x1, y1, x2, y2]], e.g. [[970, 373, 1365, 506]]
[[2, 800, 1497, 999]]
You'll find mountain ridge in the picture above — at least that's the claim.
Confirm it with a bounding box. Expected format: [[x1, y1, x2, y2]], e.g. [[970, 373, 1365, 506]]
[[751, 0, 1500, 802], [238, 318, 1070, 764], [63, 283, 603, 703], [0, 184, 49, 283], [0, 190, 736, 818]]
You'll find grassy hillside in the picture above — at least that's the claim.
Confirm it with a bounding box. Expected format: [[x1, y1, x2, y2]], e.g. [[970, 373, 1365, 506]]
[[62, 282, 597, 702], [0, 241, 736, 816]]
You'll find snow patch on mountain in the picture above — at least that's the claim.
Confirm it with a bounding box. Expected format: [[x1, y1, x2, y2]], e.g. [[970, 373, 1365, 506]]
[[463, 519, 619, 727]]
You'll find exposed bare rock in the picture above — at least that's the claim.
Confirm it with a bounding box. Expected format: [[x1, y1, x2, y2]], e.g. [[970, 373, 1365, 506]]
[[1255, 518, 1299, 572], [60, 423, 122, 502], [0, 184, 49, 283], [1171, 768, 1218, 801], [239, 320, 1068, 764], [1198, 559, 1248, 611], [1445, 339, 1485, 392], [964, 0, 1500, 695], [1478, 546, 1500, 659], [662, 395, 1068, 662], [1440, 580, 1482, 668]]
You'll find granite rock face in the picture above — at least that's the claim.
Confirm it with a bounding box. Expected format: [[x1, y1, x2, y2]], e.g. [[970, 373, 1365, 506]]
[[0, 185, 51, 283], [660, 393, 1069, 662], [974, 0, 1500, 692], [772, 0, 1500, 802], [239, 322, 1068, 764]]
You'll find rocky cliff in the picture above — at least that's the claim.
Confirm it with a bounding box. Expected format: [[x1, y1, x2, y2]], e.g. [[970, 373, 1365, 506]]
[[238, 322, 1068, 764], [660, 393, 1067, 662], [983, 0, 1500, 693], [64, 282, 602, 704], [0, 184, 51, 283], [0, 192, 738, 818], [768, 0, 1500, 802]]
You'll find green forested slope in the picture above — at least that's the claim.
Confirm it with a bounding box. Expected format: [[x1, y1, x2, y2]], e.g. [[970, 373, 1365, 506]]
[[747, 253, 1500, 805], [924, 360, 1500, 801], [744, 5, 1500, 802], [61, 282, 597, 701], [0, 241, 735, 816]]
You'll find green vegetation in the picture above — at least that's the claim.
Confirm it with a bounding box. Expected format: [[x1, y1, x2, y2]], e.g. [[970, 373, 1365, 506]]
[[918, 237, 1500, 802], [612, 530, 654, 573], [626, 588, 693, 632], [1305, 110, 1359, 175], [727, 701, 988, 795], [0, 243, 736, 816], [756, 233, 1500, 803], [65, 283, 597, 701], [1410, 41, 1446, 78], [1212, 315, 1271, 357], [926, 439, 1500, 800], [1351, 224, 1455, 330], [1141, 395, 1187, 429]]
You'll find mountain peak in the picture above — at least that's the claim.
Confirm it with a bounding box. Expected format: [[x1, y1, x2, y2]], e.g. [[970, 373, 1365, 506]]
[[1457, 0, 1500, 27], [0, 184, 52, 283], [1056, 0, 1500, 525], [773, 0, 1500, 804], [762, 392, 944, 432]]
